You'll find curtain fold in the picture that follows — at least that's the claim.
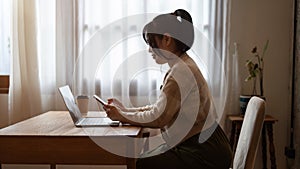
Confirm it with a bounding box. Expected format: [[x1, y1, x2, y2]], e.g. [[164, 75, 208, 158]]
[[37, 0, 76, 111], [222, 0, 241, 128], [9, 0, 42, 124], [9, 0, 77, 124], [0, 0, 11, 74], [201, 0, 238, 129], [55, 0, 76, 89]]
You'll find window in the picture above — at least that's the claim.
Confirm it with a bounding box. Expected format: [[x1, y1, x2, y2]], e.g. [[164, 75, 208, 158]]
[[37, 0, 56, 91], [0, 0, 11, 94], [0, 0, 11, 75], [76, 0, 211, 106]]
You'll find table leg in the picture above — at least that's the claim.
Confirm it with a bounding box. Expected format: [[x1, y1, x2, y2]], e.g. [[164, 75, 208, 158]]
[[142, 132, 150, 152], [126, 136, 138, 169], [230, 122, 236, 150], [50, 164, 56, 169], [127, 158, 137, 169], [262, 124, 267, 169], [235, 122, 242, 153], [266, 123, 277, 169]]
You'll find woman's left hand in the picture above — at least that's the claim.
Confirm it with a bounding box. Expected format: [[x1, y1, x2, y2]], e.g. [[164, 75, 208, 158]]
[[103, 104, 126, 122]]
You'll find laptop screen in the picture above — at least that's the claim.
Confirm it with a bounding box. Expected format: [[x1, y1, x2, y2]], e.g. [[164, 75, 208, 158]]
[[58, 85, 82, 123]]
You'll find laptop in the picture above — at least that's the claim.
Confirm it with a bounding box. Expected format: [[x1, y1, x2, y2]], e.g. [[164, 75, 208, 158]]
[[58, 85, 120, 127]]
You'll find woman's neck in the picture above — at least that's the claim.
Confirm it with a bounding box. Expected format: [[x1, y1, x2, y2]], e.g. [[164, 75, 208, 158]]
[[167, 52, 186, 67]]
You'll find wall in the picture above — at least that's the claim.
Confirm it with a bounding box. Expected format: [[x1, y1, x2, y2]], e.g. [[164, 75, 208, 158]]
[[229, 0, 294, 168]]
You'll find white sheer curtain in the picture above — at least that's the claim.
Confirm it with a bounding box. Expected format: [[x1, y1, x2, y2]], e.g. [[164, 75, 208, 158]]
[[9, 0, 42, 124], [207, 0, 241, 127], [8, 0, 236, 129], [37, 0, 76, 111], [0, 0, 11, 75], [8, 0, 76, 124], [75, 0, 235, 121]]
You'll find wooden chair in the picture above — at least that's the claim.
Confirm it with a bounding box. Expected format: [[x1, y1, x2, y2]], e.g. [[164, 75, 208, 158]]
[[232, 96, 266, 169]]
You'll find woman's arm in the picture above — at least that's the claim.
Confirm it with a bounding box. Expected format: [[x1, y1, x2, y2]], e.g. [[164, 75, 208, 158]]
[[107, 98, 153, 112], [105, 77, 181, 128]]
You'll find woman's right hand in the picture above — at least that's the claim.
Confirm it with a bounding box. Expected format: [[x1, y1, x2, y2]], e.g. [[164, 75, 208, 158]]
[[107, 98, 128, 112]]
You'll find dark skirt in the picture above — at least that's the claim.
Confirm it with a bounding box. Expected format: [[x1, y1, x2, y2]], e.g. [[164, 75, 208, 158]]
[[136, 123, 233, 169]]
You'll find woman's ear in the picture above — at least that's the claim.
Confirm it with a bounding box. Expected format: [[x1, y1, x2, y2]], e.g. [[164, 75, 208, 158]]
[[163, 33, 172, 46]]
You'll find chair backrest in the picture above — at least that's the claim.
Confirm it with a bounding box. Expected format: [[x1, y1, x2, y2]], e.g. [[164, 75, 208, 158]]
[[233, 96, 266, 169]]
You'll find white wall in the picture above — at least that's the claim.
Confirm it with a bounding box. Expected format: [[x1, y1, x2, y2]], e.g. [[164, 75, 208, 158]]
[[229, 0, 294, 168]]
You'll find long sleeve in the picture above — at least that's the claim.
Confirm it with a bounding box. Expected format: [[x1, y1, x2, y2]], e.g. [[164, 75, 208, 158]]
[[120, 74, 181, 128]]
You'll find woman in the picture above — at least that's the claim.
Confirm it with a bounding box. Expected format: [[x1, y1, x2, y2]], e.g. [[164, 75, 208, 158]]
[[104, 9, 232, 169]]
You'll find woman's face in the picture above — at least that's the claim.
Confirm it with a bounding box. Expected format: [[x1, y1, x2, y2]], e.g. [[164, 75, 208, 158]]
[[148, 35, 168, 64], [148, 47, 167, 64]]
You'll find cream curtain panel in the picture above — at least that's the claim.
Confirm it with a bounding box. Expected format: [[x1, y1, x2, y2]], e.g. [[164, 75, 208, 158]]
[[8, 0, 75, 124], [0, 0, 11, 74], [10, 0, 42, 124]]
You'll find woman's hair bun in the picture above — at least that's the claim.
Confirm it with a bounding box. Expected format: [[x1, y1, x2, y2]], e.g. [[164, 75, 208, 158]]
[[173, 9, 193, 24], [143, 9, 194, 53]]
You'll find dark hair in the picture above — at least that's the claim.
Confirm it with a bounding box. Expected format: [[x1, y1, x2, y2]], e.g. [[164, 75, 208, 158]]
[[142, 9, 194, 54]]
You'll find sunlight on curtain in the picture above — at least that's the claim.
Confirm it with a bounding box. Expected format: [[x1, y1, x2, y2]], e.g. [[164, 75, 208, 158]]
[[36, 0, 58, 111], [37, 0, 55, 92], [75, 0, 220, 111], [36, 0, 78, 111], [9, 0, 42, 124], [0, 0, 11, 75]]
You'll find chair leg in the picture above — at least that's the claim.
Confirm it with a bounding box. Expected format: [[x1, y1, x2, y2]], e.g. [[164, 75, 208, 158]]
[[262, 124, 267, 169], [230, 122, 236, 149], [267, 123, 277, 169], [50, 164, 56, 169]]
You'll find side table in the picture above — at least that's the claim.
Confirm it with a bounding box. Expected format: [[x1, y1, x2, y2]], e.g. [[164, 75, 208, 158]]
[[228, 114, 278, 169]]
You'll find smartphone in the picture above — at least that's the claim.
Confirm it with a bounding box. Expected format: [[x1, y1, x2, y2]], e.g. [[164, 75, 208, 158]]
[[93, 95, 108, 106]]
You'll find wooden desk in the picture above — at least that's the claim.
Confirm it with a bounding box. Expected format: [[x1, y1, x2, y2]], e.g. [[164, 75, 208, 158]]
[[228, 114, 278, 169], [0, 111, 143, 169]]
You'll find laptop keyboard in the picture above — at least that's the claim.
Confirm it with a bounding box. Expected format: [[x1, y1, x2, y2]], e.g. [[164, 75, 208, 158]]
[[80, 118, 103, 125]]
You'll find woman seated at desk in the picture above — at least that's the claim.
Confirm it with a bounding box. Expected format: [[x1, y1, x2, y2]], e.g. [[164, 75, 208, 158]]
[[104, 9, 232, 169]]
